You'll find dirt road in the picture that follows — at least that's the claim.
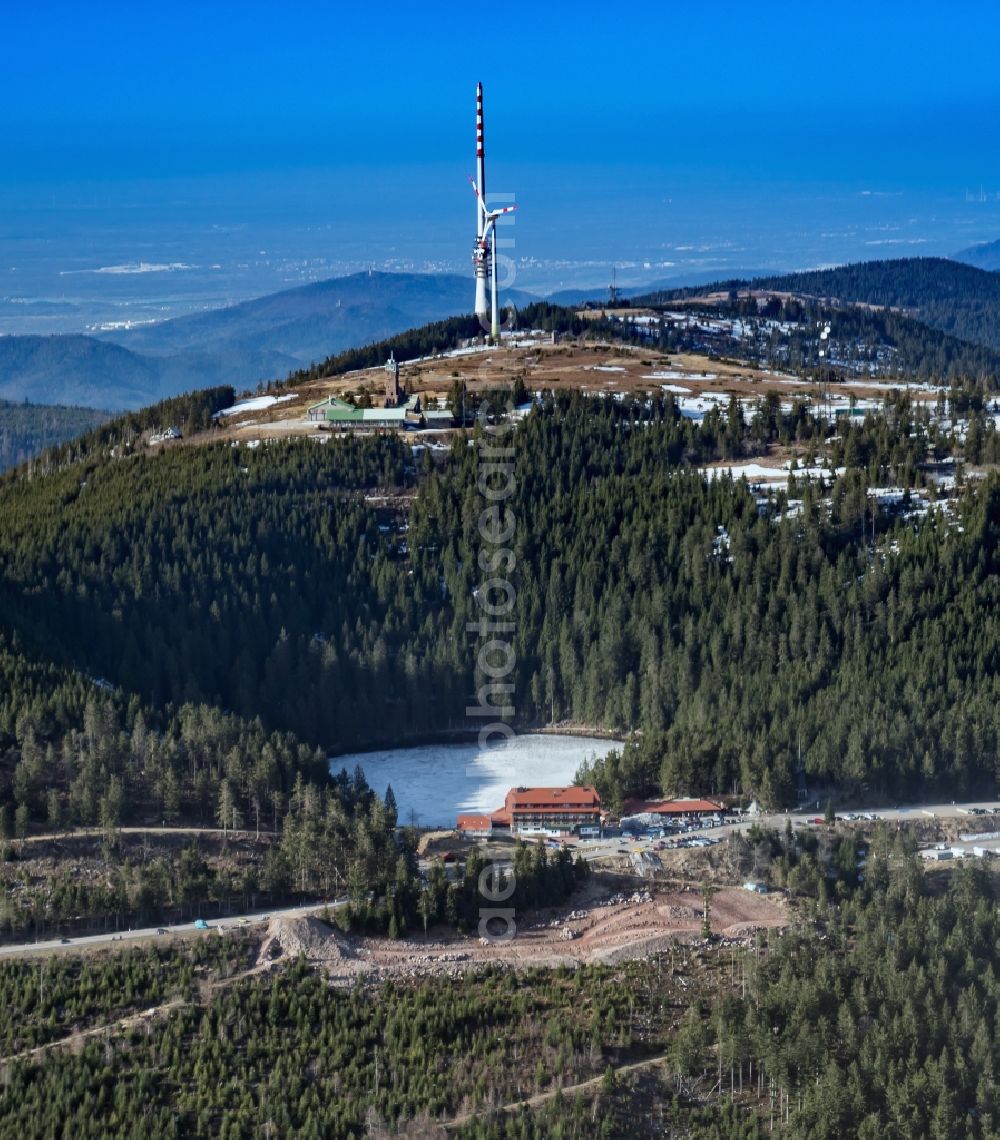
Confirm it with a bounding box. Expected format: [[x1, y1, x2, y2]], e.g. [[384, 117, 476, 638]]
[[441, 1052, 669, 1131]]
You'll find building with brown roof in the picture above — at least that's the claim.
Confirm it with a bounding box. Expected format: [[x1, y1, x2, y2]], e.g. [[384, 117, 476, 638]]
[[455, 787, 601, 837], [621, 796, 724, 819], [503, 786, 601, 833], [456, 813, 495, 838]]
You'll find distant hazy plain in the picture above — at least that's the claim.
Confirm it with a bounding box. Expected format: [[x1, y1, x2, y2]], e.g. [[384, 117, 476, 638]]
[[2, 169, 1000, 337]]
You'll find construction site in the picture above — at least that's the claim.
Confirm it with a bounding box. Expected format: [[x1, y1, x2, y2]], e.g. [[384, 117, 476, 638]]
[[258, 877, 788, 986]]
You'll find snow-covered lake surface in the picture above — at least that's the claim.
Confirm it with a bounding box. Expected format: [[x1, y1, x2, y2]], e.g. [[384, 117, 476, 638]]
[[330, 734, 620, 828]]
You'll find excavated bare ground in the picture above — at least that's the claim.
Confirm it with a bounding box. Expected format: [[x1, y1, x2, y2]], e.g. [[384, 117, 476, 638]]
[[263, 884, 788, 984], [256, 916, 358, 975]]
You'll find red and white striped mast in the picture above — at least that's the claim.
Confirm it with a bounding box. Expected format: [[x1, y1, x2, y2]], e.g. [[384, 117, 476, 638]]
[[471, 84, 516, 342], [473, 82, 490, 328]]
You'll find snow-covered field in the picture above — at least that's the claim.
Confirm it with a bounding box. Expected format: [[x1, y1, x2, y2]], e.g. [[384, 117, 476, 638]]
[[216, 394, 297, 417], [703, 460, 844, 483], [703, 463, 788, 482], [841, 379, 943, 393], [677, 394, 732, 420], [331, 734, 619, 828], [645, 370, 717, 382], [791, 463, 846, 480]]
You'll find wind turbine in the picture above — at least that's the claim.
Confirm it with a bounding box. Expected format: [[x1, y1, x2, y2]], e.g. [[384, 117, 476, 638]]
[[471, 177, 516, 343]]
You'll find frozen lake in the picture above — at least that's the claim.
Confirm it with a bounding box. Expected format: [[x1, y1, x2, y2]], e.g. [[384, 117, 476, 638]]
[[330, 734, 620, 828]]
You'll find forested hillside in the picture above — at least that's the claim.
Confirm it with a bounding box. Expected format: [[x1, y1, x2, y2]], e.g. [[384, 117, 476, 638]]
[[691, 258, 1000, 353], [633, 257, 1000, 358], [0, 400, 109, 471], [0, 329, 999, 1135], [0, 389, 996, 815], [627, 290, 1000, 387], [431, 397, 999, 803], [750, 258, 1000, 351], [1, 849, 997, 1137]]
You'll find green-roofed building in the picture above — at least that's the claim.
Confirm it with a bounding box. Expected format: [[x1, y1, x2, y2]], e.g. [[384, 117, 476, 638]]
[[423, 408, 455, 428], [303, 352, 456, 431], [306, 390, 454, 431], [307, 395, 414, 429]]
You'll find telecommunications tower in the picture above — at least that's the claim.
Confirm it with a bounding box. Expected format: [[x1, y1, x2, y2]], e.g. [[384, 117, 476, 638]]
[[471, 83, 516, 342]]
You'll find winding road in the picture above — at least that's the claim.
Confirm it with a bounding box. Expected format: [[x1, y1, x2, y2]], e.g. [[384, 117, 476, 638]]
[[0, 898, 348, 960]]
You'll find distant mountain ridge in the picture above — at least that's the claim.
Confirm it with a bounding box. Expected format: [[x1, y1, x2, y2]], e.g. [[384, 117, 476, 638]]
[[0, 334, 293, 412], [0, 336, 160, 410], [100, 271, 521, 359], [545, 268, 777, 307], [954, 238, 1000, 272], [0, 272, 530, 411], [7, 260, 999, 411]]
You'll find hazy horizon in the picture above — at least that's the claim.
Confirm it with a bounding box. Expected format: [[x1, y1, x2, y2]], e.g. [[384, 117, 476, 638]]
[[3, 1, 1000, 336]]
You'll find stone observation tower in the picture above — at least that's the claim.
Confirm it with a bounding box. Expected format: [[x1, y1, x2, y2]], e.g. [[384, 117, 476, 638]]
[[384, 352, 402, 408]]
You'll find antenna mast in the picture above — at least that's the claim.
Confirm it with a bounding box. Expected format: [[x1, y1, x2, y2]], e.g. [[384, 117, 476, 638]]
[[473, 83, 489, 328]]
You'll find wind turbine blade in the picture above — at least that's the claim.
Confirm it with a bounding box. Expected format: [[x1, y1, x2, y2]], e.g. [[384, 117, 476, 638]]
[[482, 209, 515, 228], [470, 177, 487, 234]]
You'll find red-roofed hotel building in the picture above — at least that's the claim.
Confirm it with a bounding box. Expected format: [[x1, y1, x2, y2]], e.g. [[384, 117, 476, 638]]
[[502, 786, 601, 833]]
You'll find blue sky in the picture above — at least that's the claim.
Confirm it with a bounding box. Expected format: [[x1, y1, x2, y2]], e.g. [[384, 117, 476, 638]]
[[4, 0, 998, 184], [2, 0, 1000, 307]]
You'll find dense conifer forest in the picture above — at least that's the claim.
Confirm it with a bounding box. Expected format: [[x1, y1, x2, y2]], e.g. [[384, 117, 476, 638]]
[[0, 850, 996, 1138], [0, 390, 996, 835], [0, 400, 109, 471], [0, 304, 998, 1135]]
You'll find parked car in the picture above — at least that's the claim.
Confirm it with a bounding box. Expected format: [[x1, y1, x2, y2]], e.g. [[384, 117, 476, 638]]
[[194, 919, 208, 930]]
